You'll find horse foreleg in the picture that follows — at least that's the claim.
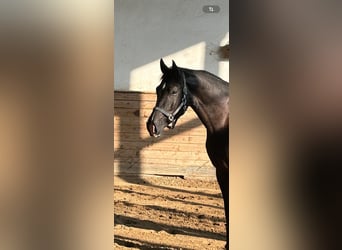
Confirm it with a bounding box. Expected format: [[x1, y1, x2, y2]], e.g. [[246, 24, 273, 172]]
[[216, 167, 228, 249]]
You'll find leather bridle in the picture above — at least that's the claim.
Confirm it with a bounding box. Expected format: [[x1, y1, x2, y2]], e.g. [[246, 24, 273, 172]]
[[152, 75, 188, 127]]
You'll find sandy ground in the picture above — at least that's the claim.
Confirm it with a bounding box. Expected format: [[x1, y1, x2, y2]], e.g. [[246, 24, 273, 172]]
[[114, 177, 226, 250]]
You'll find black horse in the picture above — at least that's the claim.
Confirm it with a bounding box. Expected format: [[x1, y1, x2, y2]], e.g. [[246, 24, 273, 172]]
[[146, 59, 229, 248]]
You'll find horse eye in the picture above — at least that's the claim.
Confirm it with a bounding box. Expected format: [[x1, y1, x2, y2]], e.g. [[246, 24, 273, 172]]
[[169, 88, 179, 95]]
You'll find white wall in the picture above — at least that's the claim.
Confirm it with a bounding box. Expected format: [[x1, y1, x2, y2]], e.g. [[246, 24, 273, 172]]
[[114, 0, 229, 92]]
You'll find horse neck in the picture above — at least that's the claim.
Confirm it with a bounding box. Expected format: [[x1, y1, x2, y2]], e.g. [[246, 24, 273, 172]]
[[186, 72, 229, 135]]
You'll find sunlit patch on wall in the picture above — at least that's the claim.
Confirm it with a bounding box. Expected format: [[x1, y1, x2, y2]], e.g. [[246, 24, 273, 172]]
[[129, 42, 206, 92]]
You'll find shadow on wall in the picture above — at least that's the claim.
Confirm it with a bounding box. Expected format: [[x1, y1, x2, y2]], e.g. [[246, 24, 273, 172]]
[[113, 90, 207, 183]]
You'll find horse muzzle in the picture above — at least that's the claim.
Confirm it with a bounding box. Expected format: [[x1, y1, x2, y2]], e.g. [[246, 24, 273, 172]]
[[146, 119, 161, 137]]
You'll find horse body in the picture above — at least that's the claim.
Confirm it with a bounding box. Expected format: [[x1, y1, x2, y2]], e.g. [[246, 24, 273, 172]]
[[146, 59, 229, 248]]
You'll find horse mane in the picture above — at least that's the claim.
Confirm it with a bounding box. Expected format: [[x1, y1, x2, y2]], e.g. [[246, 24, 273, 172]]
[[161, 66, 227, 83], [160, 65, 229, 98], [193, 69, 228, 86], [182, 68, 229, 95]]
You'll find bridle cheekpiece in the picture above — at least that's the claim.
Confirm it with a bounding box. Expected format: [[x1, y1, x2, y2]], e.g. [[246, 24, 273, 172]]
[[153, 75, 188, 128]]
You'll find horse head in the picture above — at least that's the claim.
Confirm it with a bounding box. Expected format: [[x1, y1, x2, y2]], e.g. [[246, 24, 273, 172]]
[[146, 59, 188, 137]]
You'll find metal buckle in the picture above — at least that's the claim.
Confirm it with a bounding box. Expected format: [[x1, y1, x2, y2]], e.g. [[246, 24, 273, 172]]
[[168, 114, 174, 122]]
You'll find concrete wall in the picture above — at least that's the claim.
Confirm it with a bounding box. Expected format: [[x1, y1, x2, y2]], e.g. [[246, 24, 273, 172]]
[[114, 0, 229, 92]]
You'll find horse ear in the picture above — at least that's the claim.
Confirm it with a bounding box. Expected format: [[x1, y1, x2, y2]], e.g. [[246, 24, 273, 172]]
[[171, 60, 181, 78], [172, 60, 178, 70], [160, 58, 169, 74]]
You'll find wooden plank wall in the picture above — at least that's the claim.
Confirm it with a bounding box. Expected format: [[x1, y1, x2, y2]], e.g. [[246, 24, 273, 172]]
[[114, 91, 215, 179]]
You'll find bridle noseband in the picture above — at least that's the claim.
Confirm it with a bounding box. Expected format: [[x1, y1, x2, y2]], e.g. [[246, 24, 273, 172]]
[[153, 76, 188, 126]]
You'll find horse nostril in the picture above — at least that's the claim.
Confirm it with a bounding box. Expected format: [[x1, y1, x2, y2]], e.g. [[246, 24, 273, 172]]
[[147, 118, 159, 136], [152, 122, 156, 134], [151, 121, 162, 137]]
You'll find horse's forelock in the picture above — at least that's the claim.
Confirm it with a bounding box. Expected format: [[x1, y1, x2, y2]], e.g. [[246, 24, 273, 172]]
[[161, 67, 183, 83]]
